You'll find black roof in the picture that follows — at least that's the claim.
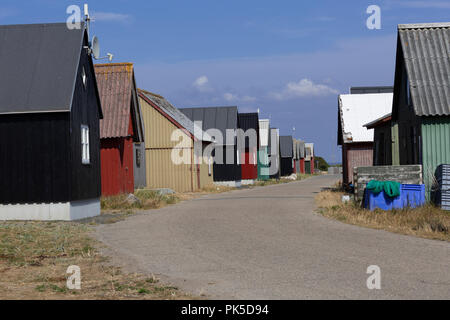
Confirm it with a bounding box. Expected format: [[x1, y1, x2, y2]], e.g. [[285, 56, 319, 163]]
[[238, 112, 259, 131], [179, 106, 238, 145], [350, 86, 394, 94], [279, 136, 293, 158], [0, 23, 87, 114]]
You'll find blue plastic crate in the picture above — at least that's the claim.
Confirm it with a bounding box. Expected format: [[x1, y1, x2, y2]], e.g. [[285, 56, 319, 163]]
[[364, 184, 425, 211], [401, 184, 426, 208]]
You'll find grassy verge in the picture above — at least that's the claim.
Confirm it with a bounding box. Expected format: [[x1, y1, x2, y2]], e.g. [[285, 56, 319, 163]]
[[315, 187, 450, 242], [0, 221, 192, 299], [101, 189, 179, 211]]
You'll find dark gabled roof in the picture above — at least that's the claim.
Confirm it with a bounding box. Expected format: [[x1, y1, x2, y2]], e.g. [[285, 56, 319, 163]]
[[179, 106, 238, 145], [238, 113, 259, 131], [279, 136, 293, 158], [95, 63, 144, 141], [350, 86, 393, 94], [394, 22, 450, 117], [138, 90, 212, 142], [0, 23, 88, 114]]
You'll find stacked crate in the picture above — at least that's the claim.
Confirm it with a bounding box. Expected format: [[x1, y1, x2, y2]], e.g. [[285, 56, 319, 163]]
[[433, 164, 450, 211]]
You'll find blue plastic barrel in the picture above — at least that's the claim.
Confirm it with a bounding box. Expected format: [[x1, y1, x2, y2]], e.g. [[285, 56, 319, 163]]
[[364, 184, 425, 211]]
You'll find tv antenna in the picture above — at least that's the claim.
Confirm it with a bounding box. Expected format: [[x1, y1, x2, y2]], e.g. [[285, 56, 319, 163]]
[[83, 4, 114, 62]]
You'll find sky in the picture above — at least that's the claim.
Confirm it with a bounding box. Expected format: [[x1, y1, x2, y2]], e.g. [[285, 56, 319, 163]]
[[1, 0, 449, 163]]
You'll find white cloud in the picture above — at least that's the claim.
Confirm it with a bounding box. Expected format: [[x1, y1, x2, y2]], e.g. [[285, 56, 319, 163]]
[[194, 75, 208, 87], [193, 75, 213, 92], [223, 93, 257, 103], [92, 12, 132, 23], [270, 79, 338, 100], [223, 92, 238, 101]]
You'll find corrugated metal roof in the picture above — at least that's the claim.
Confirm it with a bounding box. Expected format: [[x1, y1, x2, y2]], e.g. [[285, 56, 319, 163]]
[[292, 139, 298, 159], [293, 139, 304, 159], [139, 89, 211, 142], [95, 63, 143, 139], [180, 106, 238, 145], [398, 22, 450, 116], [0, 23, 85, 114], [268, 128, 279, 154], [279, 136, 293, 158], [298, 140, 305, 158], [338, 93, 393, 143], [259, 119, 270, 147], [305, 143, 314, 161]]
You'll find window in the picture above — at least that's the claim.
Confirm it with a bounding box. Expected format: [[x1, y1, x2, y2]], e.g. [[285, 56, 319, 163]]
[[406, 76, 412, 107], [81, 125, 90, 164], [135, 145, 141, 168], [208, 156, 212, 176], [82, 67, 87, 89]]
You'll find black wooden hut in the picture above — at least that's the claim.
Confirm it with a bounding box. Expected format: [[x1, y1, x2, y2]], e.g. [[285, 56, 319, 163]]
[[279, 136, 294, 176], [0, 23, 103, 220], [180, 106, 242, 187]]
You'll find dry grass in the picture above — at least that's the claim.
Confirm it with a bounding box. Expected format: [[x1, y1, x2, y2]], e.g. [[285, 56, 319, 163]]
[[315, 189, 450, 242], [0, 221, 192, 299], [255, 174, 315, 187], [101, 189, 179, 211]]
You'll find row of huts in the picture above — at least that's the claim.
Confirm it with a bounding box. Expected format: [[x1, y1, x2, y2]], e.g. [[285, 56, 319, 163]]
[[338, 22, 450, 199], [0, 22, 315, 220]]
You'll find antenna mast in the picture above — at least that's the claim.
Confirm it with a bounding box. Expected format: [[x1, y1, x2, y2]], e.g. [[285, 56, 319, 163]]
[[84, 4, 90, 38]]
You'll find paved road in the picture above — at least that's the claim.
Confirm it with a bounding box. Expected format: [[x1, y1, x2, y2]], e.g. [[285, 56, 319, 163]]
[[96, 175, 450, 299]]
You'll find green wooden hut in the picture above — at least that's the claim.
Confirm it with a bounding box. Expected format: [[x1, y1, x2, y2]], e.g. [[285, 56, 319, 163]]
[[391, 22, 450, 198]]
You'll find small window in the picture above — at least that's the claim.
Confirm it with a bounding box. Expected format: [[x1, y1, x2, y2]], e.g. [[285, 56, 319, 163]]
[[82, 67, 87, 89], [208, 156, 212, 176], [81, 125, 90, 164], [135, 145, 141, 168]]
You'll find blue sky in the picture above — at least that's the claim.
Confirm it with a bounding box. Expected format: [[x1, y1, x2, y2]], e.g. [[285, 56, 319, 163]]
[[1, 0, 449, 163]]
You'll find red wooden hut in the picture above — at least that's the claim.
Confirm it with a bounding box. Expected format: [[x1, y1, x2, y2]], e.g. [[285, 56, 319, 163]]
[[94, 63, 145, 196], [238, 113, 259, 185]]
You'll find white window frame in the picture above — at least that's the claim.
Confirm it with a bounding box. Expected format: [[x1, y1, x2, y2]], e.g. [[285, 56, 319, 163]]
[[208, 156, 212, 176], [81, 125, 90, 164]]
